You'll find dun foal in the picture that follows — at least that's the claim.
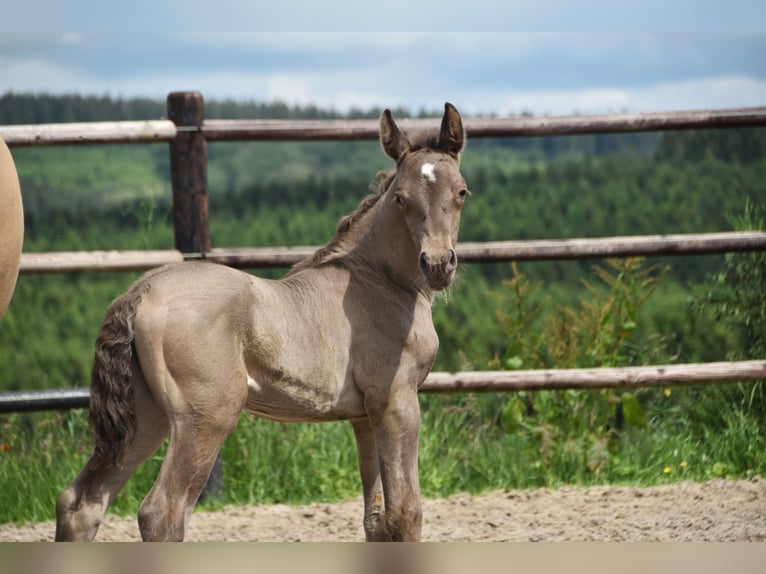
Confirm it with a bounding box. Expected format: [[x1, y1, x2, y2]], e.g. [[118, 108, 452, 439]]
[[56, 103, 469, 542]]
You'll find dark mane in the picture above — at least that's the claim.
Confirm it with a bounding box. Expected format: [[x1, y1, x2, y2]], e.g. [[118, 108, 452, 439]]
[[285, 171, 392, 276], [286, 128, 446, 276]]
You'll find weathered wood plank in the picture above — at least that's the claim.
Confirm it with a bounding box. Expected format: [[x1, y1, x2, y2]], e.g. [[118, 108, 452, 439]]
[[203, 231, 766, 267], [19, 250, 183, 274], [189, 246, 317, 268], [18, 232, 766, 274], [456, 231, 766, 262], [201, 107, 766, 141], [4, 107, 764, 147], [420, 361, 766, 393], [0, 120, 177, 146]]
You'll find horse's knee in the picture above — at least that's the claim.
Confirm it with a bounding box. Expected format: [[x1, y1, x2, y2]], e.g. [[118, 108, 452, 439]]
[[55, 487, 102, 542]]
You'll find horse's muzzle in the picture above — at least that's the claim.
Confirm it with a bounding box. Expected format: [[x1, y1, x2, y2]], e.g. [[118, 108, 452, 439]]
[[419, 249, 457, 290]]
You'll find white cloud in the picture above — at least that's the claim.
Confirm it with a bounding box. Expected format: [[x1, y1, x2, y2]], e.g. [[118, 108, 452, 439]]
[[60, 33, 83, 45], [457, 76, 766, 116], [4, 53, 765, 117], [634, 76, 766, 111], [184, 32, 428, 53], [0, 55, 89, 93], [2, 32, 764, 118]]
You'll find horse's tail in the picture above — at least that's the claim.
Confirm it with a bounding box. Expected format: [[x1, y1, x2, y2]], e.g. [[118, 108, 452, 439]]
[[88, 281, 150, 469]]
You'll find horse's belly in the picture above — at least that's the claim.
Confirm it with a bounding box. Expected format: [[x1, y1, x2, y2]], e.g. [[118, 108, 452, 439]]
[[243, 374, 365, 423]]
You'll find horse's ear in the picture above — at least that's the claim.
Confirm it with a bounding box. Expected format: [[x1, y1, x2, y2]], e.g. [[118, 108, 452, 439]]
[[380, 109, 410, 161], [438, 102, 465, 157]]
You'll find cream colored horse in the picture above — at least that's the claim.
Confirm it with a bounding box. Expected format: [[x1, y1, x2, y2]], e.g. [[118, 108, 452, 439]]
[[0, 137, 23, 320], [55, 104, 468, 542]]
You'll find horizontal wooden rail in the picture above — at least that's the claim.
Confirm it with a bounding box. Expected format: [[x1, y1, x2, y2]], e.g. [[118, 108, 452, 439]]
[[3, 107, 765, 147], [19, 232, 766, 274], [20, 250, 185, 274], [201, 107, 766, 142], [2, 361, 763, 413], [456, 231, 766, 262], [0, 120, 177, 147], [420, 361, 766, 393]]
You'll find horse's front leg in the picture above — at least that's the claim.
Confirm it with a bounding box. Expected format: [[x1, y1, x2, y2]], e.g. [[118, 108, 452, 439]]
[[365, 387, 422, 542], [351, 419, 390, 541]]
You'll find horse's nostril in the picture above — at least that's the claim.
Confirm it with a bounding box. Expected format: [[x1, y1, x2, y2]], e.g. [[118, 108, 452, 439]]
[[419, 252, 428, 271], [420, 250, 457, 274]]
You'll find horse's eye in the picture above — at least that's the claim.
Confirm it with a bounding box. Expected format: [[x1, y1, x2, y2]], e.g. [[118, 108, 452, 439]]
[[458, 189, 469, 200], [394, 194, 404, 206]]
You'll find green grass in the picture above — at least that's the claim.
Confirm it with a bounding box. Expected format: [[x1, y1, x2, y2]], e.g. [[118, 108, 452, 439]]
[[1, 384, 764, 525]]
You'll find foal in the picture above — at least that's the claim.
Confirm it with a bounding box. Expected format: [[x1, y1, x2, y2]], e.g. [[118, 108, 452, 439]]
[[56, 103, 468, 542]]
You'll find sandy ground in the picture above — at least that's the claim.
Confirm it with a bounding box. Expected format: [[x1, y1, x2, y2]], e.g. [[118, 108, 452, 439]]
[[2, 477, 765, 542]]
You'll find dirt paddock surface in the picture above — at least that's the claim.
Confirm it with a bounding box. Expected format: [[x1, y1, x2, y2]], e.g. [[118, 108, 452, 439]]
[[2, 477, 765, 542]]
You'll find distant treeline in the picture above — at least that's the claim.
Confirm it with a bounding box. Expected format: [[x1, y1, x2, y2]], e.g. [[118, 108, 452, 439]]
[[0, 91, 405, 123]]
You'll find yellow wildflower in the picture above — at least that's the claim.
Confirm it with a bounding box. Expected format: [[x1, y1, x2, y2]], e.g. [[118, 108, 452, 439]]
[[663, 466, 672, 474]]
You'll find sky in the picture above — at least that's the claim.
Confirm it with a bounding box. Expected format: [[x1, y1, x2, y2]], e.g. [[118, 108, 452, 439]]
[[1, 2, 765, 117]]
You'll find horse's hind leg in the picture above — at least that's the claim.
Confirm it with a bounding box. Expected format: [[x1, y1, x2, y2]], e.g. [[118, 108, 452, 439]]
[[55, 368, 168, 541], [135, 421, 228, 541], [135, 372, 247, 541]]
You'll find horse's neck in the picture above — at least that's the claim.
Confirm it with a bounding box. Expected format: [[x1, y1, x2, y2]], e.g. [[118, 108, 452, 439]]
[[352, 199, 432, 301], [284, 194, 433, 303]]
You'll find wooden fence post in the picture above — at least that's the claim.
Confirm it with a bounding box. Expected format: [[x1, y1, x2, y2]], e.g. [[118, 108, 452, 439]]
[[167, 91, 211, 254], [166, 91, 221, 500]]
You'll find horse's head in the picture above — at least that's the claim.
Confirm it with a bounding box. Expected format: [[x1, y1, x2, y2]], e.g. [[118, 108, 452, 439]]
[[380, 103, 468, 291]]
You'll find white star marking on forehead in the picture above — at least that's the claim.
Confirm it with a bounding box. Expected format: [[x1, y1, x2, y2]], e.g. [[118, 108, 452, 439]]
[[420, 162, 437, 183]]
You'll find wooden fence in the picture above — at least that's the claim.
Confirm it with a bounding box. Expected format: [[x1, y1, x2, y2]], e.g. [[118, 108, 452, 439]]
[[2, 92, 766, 413]]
